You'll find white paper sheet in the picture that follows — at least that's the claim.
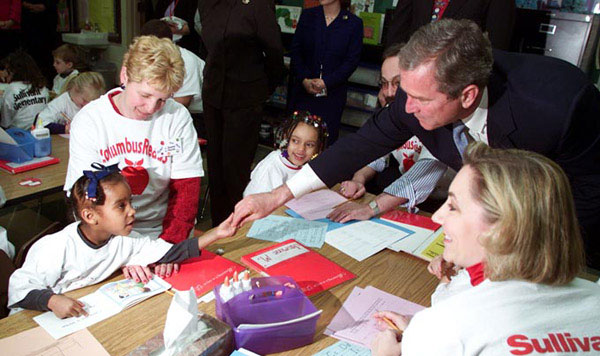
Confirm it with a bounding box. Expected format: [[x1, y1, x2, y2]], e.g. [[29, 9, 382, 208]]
[[325, 221, 409, 261]]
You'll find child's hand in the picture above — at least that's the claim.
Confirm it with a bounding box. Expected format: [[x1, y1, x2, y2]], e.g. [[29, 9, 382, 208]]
[[122, 265, 154, 283], [339, 180, 365, 199], [215, 213, 237, 239], [427, 256, 455, 282], [153, 263, 179, 279], [373, 310, 411, 331], [48, 294, 88, 319]]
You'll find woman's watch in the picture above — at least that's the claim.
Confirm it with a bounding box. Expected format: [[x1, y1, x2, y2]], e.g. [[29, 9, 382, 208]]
[[369, 200, 380, 216]]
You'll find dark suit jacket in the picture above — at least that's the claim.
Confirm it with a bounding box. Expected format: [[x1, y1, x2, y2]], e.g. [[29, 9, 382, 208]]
[[310, 50, 600, 246], [386, 0, 516, 50], [198, 0, 284, 109]]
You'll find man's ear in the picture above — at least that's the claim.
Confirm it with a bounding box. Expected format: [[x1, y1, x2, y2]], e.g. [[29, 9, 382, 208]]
[[459, 84, 480, 109], [80, 207, 98, 225]]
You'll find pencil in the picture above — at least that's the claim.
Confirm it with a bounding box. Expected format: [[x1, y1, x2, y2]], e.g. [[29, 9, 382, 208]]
[[165, 289, 175, 296], [60, 112, 71, 123], [382, 316, 401, 332]]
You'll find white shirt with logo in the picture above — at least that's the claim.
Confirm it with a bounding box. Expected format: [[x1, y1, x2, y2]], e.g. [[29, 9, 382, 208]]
[[1, 81, 49, 130], [37, 91, 80, 127], [244, 149, 301, 196], [8, 222, 172, 310], [64, 88, 203, 237], [402, 278, 600, 355]]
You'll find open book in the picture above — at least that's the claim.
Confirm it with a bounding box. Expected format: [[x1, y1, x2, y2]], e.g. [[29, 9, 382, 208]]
[[34, 277, 170, 339]]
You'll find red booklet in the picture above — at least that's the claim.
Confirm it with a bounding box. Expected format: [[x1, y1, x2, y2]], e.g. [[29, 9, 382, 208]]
[[162, 251, 246, 297], [0, 156, 60, 174], [241, 239, 355, 296]]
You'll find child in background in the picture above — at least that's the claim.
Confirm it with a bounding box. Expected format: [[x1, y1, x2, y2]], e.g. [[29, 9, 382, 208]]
[[8, 164, 236, 319], [52, 44, 85, 95], [0, 50, 49, 130], [243, 111, 328, 196], [38, 72, 105, 134]]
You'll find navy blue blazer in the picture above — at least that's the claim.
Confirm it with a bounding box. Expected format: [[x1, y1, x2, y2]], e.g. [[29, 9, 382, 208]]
[[309, 50, 600, 260]]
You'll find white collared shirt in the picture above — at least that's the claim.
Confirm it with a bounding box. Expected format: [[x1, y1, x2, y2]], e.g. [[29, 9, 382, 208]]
[[460, 87, 489, 145]]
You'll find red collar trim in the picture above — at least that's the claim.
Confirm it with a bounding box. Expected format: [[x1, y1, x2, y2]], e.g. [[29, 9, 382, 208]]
[[466, 262, 485, 286], [279, 151, 302, 170], [108, 90, 123, 116]]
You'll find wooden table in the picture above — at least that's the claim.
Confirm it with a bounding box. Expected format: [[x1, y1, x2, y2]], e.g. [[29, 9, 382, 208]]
[[0, 203, 439, 355], [0, 135, 69, 205]]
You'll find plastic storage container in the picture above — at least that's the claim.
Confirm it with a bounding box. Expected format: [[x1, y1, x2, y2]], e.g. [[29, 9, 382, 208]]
[[31, 127, 51, 157], [0, 128, 35, 163], [214, 276, 321, 355]]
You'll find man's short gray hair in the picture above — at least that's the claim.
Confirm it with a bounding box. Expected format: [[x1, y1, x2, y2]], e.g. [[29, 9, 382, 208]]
[[398, 19, 493, 98]]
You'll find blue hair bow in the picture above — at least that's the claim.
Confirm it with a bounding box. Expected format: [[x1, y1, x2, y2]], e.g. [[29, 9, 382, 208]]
[[82, 163, 120, 200]]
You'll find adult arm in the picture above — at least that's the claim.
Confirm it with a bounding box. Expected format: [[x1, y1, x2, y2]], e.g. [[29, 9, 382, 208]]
[[485, 0, 516, 50], [159, 177, 200, 243], [232, 102, 414, 226], [256, 0, 285, 92], [290, 10, 313, 84], [322, 18, 363, 91]]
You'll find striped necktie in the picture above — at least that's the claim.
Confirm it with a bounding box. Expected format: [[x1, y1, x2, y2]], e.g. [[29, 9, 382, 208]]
[[453, 121, 474, 158]]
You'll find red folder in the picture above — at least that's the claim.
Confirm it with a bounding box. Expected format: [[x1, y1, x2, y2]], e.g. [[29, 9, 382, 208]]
[[162, 251, 246, 297], [0, 156, 60, 174], [381, 210, 441, 231], [241, 239, 355, 296]]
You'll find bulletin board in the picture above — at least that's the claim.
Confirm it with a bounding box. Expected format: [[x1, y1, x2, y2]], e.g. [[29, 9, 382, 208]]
[[87, 0, 121, 43]]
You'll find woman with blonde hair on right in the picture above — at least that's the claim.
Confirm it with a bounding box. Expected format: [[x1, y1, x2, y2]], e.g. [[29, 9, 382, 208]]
[[37, 72, 106, 134], [371, 142, 600, 356]]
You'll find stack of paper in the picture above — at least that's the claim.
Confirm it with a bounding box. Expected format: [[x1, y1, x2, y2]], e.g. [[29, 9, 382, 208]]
[[381, 210, 445, 261], [325, 286, 425, 348], [247, 215, 328, 248], [325, 221, 411, 261], [285, 189, 347, 220]]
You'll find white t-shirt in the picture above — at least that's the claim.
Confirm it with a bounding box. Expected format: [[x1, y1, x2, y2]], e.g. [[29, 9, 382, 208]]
[[402, 278, 600, 355], [177, 46, 204, 113], [243, 150, 301, 196], [52, 70, 79, 94], [0, 82, 49, 130], [64, 88, 204, 237], [8, 222, 172, 310], [37, 91, 79, 127]]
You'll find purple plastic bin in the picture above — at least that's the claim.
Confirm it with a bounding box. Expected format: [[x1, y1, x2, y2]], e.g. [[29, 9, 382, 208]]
[[214, 276, 320, 355]]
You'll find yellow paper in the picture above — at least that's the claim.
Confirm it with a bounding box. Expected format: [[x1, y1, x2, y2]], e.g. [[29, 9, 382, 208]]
[[420, 231, 445, 261]]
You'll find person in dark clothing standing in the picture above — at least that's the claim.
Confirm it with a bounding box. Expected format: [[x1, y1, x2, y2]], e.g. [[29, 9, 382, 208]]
[[198, 0, 284, 225]]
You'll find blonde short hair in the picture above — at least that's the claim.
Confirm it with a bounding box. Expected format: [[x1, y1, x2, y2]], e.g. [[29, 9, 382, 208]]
[[121, 35, 184, 94], [464, 143, 584, 285], [63, 71, 106, 99]]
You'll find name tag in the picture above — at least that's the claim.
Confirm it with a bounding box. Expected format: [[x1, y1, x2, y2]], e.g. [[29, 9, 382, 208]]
[[157, 138, 183, 158]]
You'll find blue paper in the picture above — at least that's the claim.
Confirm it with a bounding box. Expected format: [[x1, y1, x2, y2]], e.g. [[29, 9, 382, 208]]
[[313, 341, 371, 356], [247, 215, 328, 248], [285, 209, 415, 237]]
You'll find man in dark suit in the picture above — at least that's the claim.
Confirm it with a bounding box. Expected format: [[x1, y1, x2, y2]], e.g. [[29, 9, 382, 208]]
[[232, 19, 600, 269], [386, 0, 516, 50], [198, 0, 284, 225]]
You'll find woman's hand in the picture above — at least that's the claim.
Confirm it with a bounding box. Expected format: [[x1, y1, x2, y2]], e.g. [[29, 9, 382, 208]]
[[373, 310, 411, 331], [122, 264, 154, 283], [427, 256, 456, 283], [339, 180, 366, 199], [371, 329, 402, 356], [48, 294, 88, 319]]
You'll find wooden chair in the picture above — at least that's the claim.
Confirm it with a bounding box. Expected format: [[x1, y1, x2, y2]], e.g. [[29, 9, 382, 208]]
[[0, 250, 15, 319], [14, 222, 63, 269]]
